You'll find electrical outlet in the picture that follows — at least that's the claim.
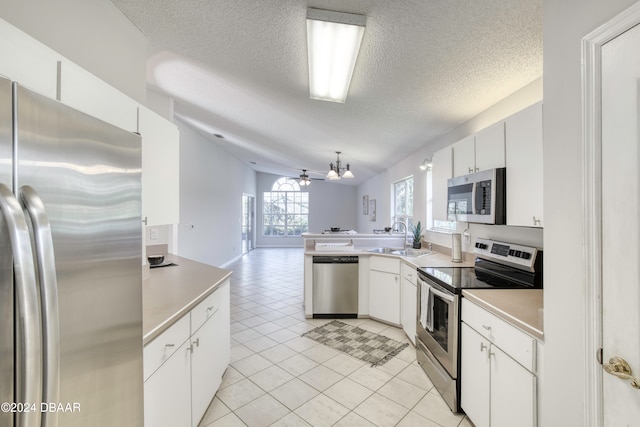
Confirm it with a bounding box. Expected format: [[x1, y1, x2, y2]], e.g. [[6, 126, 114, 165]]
[[463, 232, 471, 244], [150, 228, 158, 240]]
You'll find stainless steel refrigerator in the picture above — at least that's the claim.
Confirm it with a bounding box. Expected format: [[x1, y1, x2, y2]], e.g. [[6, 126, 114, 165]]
[[0, 75, 143, 427]]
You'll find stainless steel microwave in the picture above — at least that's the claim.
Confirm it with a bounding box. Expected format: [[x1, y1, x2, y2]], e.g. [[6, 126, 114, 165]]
[[447, 168, 506, 224]]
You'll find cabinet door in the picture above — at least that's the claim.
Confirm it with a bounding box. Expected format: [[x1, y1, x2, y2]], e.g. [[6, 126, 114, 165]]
[[475, 121, 505, 172], [369, 270, 400, 325], [452, 135, 475, 177], [505, 102, 543, 227], [59, 61, 139, 132], [490, 344, 536, 427], [191, 314, 220, 427], [191, 281, 230, 427], [401, 277, 416, 345], [431, 146, 453, 222], [461, 323, 490, 427], [0, 19, 59, 99], [139, 106, 180, 226], [144, 340, 192, 427], [214, 281, 231, 380]]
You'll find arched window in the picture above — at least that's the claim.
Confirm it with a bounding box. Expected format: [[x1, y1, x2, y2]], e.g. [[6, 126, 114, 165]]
[[263, 178, 309, 236]]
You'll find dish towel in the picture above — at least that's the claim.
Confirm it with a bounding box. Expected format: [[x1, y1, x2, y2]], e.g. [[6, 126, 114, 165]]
[[426, 284, 434, 332], [420, 281, 434, 332]]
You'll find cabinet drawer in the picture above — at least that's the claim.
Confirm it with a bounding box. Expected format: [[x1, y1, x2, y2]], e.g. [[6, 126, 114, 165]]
[[143, 314, 190, 381], [462, 299, 536, 372], [370, 255, 400, 274], [191, 285, 223, 333], [401, 262, 416, 284]]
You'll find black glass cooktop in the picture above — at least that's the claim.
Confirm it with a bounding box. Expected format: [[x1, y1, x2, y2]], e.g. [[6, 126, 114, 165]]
[[418, 258, 538, 294]]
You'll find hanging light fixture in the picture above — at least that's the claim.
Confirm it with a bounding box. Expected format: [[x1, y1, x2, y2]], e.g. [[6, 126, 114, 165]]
[[299, 170, 312, 186], [327, 151, 354, 180], [306, 8, 366, 103]]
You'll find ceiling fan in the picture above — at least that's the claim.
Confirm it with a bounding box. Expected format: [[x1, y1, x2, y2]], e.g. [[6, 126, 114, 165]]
[[289, 169, 324, 186]]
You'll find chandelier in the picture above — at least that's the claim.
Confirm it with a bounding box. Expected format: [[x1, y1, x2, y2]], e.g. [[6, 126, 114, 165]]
[[326, 151, 354, 180]]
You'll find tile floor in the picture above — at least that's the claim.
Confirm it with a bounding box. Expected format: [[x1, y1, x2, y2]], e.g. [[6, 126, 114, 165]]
[[198, 248, 473, 427]]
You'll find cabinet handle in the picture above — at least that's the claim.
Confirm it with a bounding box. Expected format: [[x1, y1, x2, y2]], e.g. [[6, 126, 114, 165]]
[[468, 167, 474, 174], [193, 338, 200, 348], [187, 344, 193, 354], [142, 216, 148, 225], [480, 342, 487, 352], [207, 306, 215, 312], [482, 325, 492, 331], [532, 216, 541, 226], [165, 343, 175, 349]]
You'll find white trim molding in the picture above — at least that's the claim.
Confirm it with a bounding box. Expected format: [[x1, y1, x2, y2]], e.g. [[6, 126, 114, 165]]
[[581, 3, 640, 426]]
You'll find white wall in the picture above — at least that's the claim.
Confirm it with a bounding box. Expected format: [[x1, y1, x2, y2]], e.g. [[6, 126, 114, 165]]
[[542, 1, 636, 425], [255, 173, 358, 247], [177, 121, 257, 266], [0, 0, 147, 103], [357, 78, 544, 253]]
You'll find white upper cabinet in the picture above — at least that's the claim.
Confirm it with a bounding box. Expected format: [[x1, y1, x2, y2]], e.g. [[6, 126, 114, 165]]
[[0, 18, 59, 99], [452, 135, 475, 177], [505, 102, 543, 227], [452, 123, 505, 178], [475, 121, 505, 172], [59, 61, 139, 132], [139, 106, 180, 226], [431, 146, 453, 222]]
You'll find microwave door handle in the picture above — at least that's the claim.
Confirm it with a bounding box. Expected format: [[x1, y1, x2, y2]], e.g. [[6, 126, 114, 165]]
[[471, 182, 477, 215], [0, 183, 42, 427], [20, 185, 60, 427]]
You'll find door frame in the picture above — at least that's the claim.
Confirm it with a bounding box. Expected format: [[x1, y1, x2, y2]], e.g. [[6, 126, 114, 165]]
[[241, 193, 255, 254], [582, 3, 640, 426]]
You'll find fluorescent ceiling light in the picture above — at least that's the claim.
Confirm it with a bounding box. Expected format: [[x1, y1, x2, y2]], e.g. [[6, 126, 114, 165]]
[[307, 8, 366, 103]]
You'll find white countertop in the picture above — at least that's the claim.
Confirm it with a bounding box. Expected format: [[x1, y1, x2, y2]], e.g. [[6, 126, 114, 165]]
[[304, 248, 474, 268], [462, 289, 544, 340], [142, 254, 232, 344], [303, 232, 406, 238]]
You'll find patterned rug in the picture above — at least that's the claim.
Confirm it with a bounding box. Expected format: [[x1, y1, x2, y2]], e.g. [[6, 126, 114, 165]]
[[302, 320, 409, 367]]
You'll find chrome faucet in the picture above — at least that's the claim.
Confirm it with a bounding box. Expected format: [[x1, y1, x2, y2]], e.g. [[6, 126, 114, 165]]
[[391, 220, 408, 248]]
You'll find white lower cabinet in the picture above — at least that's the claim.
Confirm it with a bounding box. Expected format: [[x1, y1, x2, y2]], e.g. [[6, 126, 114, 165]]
[[369, 256, 401, 325], [144, 280, 230, 427], [190, 282, 230, 427], [144, 340, 191, 427], [461, 299, 537, 427], [400, 262, 417, 345]]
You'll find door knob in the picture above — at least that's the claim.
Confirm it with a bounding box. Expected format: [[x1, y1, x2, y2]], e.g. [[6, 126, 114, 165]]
[[603, 356, 640, 390]]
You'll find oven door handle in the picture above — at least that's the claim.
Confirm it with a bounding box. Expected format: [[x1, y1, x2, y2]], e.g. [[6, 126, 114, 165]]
[[429, 286, 454, 303], [419, 278, 454, 303]]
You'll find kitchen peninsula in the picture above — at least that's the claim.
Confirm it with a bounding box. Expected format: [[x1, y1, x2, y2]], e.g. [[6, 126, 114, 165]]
[[142, 254, 232, 427], [302, 232, 474, 322]]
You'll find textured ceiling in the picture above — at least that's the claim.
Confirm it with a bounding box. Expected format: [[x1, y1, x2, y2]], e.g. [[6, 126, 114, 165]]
[[110, 0, 542, 185]]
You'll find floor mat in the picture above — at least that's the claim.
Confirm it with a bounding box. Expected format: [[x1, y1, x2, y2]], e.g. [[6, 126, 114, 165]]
[[302, 320, 409, 367]]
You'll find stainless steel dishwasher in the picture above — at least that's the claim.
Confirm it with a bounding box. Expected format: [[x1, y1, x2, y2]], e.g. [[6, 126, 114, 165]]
[[312, 255, 358, 318]]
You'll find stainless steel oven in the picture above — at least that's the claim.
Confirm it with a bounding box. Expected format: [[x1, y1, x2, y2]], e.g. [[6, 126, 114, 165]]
[[416, 274, 460, 411], [415, 238, 543, 413]]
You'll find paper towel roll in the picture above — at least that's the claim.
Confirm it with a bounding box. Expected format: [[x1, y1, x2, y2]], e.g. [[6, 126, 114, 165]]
[[452, 233, 462, 262]]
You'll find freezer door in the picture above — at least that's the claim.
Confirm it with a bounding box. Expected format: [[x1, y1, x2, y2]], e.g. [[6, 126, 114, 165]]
[[0, 76, 14, 427], [15, 84, 143, 426]]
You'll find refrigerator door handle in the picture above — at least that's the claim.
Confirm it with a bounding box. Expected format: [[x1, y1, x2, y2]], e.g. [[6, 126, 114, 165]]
[[20, 185, 60, 427], [0, 183, 42, 427]]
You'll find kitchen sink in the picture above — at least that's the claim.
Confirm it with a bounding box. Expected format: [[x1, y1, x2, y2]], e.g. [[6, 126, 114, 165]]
[[366, 247, 402, 254], [366, 247, 434, 257], [390, 249, 434, 257]]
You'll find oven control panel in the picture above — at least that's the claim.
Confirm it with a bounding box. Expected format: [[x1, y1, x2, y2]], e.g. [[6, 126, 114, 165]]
[[473, 238, 539, 271]]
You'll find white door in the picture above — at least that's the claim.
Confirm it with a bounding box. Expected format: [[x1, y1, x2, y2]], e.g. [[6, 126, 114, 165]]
[[601, 20, 640, 425]]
